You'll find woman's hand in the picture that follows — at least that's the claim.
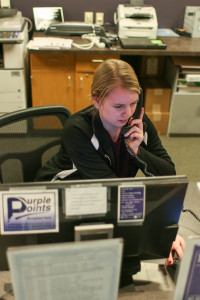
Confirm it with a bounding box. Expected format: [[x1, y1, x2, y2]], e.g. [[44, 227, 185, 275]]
[[165, 234, 186, 265], [124, 108, 144, 155]]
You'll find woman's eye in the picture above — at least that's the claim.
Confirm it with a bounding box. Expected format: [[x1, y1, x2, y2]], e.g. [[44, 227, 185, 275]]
[[131, 102, 137, 106], [114, 105, 123, 109]]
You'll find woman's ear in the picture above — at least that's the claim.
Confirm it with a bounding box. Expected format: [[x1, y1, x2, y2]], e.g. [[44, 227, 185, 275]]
[[92, 94, 100, 109]]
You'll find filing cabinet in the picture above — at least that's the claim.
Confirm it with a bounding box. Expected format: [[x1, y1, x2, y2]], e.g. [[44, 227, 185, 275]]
[[30, 53, 76, 113], [30, 53, 119, 114], [75, 54, 119, 111]]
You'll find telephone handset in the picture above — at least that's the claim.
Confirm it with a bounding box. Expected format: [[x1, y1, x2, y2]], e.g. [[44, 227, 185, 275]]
[[121, 88, 143, 137], [120, 88, 154, 177]]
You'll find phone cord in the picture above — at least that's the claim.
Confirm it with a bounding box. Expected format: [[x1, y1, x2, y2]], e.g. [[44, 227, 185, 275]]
[[125, 143, 154, 177]]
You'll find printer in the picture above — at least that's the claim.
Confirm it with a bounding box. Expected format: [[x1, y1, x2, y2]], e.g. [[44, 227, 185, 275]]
[[183, 6, 200, 38], [0, 11, 28, 114], [116, 4, 158, 39]]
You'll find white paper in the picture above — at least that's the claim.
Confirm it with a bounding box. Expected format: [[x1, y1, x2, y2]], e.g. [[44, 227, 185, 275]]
[[65, 186, 107, 216], [7, 239, 123, 300]]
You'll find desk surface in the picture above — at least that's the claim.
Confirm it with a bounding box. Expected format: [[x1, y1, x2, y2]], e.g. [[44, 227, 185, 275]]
[[30, 33, 200, 57]]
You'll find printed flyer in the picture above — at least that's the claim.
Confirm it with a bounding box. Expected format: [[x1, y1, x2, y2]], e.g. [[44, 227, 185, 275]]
[[118, 185, 145, 223]]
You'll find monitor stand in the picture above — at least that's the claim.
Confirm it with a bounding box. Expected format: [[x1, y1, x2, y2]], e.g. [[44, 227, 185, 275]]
[[120, 256, 141, 288]]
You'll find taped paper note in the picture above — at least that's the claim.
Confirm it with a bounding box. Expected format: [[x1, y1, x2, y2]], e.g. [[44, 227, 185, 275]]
[[65, 186, 107, 216]]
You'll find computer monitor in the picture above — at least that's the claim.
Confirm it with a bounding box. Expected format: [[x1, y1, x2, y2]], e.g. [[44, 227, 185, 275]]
[[33, 7, 64, 31], [0, 175, 188, 283]]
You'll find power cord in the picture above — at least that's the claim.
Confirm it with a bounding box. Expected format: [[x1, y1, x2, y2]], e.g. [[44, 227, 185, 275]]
[[23, 17, 33, 32], [72, 33, 105, 50]]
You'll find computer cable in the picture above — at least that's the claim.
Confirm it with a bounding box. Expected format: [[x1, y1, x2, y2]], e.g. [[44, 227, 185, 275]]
[[23, 17, 33, 32], [182, 206, 200, 222], [72, 40, 95, 50]]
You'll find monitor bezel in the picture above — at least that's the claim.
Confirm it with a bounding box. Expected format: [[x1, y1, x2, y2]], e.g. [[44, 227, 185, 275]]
[[0, 174, 188, 190]]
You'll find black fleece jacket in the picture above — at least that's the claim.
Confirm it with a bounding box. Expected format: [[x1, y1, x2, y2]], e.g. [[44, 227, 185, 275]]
[[35, 106, 176, 181]]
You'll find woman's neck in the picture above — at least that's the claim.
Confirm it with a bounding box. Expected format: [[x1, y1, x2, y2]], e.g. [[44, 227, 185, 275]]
[[98, 113, 121, 142], [106, 127, 121, 142]]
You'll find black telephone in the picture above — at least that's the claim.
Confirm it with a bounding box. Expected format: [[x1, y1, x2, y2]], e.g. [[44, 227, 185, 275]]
[[120, 88, 154, 177], [121, 88, 143, 137]]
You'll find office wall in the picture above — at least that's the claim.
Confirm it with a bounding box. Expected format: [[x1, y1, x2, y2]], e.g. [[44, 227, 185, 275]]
[[11, 0, 200, 29]]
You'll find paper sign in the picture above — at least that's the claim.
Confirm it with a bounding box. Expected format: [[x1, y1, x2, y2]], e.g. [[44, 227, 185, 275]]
[[7, 238, 123, 300], [0, 190, 59, 234], [118, 185, 145, 223], [65, 186, 107, 216]]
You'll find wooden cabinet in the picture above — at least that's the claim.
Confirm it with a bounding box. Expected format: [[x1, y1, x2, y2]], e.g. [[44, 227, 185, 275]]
[[30, 53, 76, 113], [30, 53, 119, 113], [75, 72, 94, 111], [75, 54, 119, 111]]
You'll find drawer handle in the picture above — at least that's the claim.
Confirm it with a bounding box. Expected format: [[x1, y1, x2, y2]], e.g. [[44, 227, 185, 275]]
[[47, 59, 59, 61], [68, 75, 71, 88], [80, 76, 83, 88], [91, 59, 104, 63]]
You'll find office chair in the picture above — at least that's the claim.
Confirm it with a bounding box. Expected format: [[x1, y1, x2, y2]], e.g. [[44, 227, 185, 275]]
[[0, 105, 71, 183]]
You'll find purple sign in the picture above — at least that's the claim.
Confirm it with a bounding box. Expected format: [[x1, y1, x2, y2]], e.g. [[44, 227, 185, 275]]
[[118, 185, 145, 223], [0, 190, 59, 234], [183, 245, 200, 299]]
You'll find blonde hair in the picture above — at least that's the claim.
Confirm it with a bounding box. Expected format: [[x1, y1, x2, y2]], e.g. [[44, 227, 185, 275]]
[[91, 59, 140, 103]]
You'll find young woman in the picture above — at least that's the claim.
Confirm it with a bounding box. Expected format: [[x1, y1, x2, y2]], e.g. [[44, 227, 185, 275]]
[[36, 59, 184, 266], [36, 59, 176, 182]]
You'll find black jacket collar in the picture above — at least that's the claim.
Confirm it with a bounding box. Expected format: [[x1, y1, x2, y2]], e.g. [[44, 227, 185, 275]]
[[92, 110, 116, 168]]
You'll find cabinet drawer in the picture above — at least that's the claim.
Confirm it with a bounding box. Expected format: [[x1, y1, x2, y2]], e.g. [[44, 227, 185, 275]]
[[30, 54, 75, 71], [76, 54, 120, 73]]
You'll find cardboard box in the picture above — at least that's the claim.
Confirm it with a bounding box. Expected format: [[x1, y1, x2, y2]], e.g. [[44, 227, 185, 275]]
[[140, 56, 165, 78], [146, 112, 169, 135], [142, 78, 171, 113]]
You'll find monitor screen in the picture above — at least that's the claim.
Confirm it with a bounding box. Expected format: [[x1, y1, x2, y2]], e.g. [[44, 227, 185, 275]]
[[33, 7, 64, 31], [0, 175, 188, 282]]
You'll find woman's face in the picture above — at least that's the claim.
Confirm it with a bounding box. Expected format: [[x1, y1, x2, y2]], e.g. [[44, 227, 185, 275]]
[[93, 86, 139, 133]]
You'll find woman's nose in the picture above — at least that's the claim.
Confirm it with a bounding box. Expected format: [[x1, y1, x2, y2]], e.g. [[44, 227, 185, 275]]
[[123, 106, 133, 117]]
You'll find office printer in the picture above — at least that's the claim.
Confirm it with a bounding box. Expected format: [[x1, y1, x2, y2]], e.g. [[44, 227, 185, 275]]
[[0, 11, 28, 114], [116, 4, 158, 39], [183, 6, 200, 38]]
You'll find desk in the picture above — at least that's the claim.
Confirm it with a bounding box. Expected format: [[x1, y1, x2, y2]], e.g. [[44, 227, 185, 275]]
[[28, 35, 200, 119], [31, 34, 200, 56]]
